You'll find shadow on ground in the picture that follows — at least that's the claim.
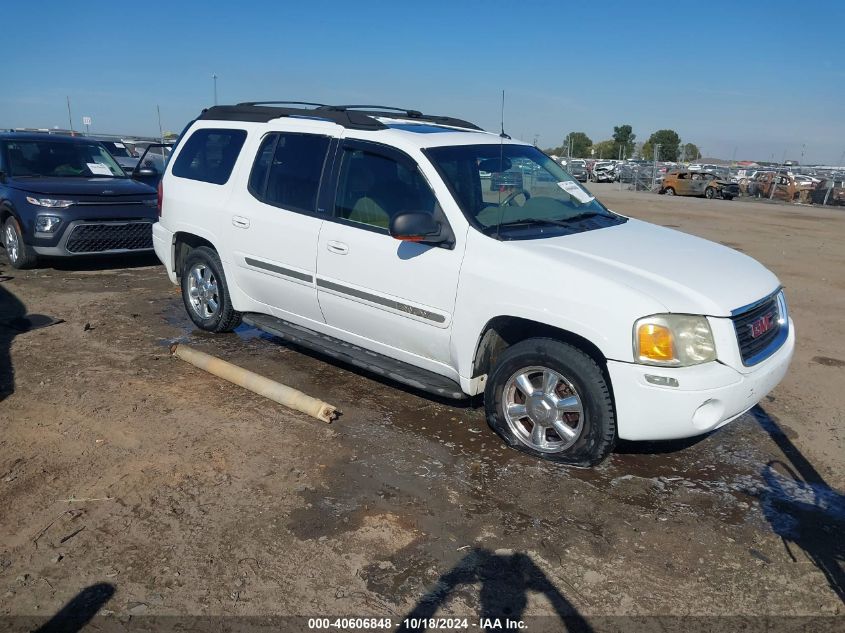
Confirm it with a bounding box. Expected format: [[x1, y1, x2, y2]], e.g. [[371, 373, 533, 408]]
[[398, 548, 592, 632], [0, 271, 26, 402], [751, 406, 844, 604], [34, 582, 115, 633]]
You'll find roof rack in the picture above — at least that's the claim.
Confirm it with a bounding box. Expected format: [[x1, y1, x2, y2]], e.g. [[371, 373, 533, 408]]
[[197, 102, 483, 132]]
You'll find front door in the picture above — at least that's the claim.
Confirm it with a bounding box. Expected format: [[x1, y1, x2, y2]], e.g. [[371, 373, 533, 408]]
[[228, 130, 333, 325], [315, 140, 463, 371]]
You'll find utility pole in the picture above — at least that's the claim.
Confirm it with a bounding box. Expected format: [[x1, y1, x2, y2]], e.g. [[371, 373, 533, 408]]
[[157, 105, 164, 144], [652, 143, 661, 191], [212, 73, 218, 105], [66, 96, 74, 134]]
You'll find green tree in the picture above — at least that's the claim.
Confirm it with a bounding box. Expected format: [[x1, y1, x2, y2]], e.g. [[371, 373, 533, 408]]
[[612, 124, 636, 158], [590, 140, 617, 159], [681, 142, 701, 161], [645, 129, 681, 161], [562, 132, 593, 158]]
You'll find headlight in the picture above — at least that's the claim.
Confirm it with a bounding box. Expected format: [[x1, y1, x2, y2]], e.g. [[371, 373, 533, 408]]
[[634, 314, 717, 366], [35, 215, 62, 233], [776, 290, 788, 325], [26, 196, 74, 208]]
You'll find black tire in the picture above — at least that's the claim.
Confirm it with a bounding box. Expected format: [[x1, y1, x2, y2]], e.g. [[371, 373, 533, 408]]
[[723, 194, 734, 201], [705, 187, 716, 199], [3, 216, 38, 269], [484, 338, 616, 467], [180, 246, 241, 333], [664, 187, 675, 196]]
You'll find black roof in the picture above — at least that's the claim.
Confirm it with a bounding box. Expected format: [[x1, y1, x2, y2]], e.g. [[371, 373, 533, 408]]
[[0, 131, 99, 143], [197, 102, 483, 132]]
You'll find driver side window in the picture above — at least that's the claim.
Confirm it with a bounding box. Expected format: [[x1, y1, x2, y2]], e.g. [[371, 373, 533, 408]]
[[334, 147, 436, 232]]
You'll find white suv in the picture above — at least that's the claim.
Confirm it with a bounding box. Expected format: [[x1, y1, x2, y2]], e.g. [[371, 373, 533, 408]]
[[152, 102, 794, 466]]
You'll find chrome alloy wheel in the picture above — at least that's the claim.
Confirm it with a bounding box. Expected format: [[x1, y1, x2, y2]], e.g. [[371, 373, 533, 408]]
[[502, 366, 584, 453], [4, 224, 19, 263], [187, 263, 220, 319]]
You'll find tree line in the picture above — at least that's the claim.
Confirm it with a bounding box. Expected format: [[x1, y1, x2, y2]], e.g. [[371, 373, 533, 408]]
[[544, 125, 701, 162]]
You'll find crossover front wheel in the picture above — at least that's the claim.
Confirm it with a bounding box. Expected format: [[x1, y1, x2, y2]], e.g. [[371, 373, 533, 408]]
[[3, 217, 38, 269], [484, 338, 616, 466]]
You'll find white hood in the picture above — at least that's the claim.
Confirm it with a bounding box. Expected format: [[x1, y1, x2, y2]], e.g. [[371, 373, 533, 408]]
[[512, 218, 780, 317]]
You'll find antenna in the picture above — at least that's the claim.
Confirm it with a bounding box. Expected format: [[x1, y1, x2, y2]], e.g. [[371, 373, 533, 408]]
[[495, 91, 507, 241], [499, 90, 510, 139]]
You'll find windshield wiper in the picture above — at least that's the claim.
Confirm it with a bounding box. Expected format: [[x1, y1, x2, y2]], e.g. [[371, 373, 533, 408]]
[[484, 214, 609, 234]]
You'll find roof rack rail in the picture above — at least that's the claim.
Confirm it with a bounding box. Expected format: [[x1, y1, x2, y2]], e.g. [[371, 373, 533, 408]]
[[197, 102, 483, 132], [319, 104, 424, 117], [238, 101, 328, 108]]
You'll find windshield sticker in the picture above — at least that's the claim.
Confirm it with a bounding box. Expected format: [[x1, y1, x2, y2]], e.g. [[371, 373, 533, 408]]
[[113, 143, 125, 148], [87, 162, 113, 176], [558, 180, 594, 203]]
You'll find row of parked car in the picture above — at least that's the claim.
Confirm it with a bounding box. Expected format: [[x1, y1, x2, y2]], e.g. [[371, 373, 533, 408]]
[[558, 156, 845, 205], [1, 102, 794, 467]]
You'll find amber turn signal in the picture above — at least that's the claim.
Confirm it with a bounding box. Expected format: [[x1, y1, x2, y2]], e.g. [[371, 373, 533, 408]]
[[637, 324, 675, 363]]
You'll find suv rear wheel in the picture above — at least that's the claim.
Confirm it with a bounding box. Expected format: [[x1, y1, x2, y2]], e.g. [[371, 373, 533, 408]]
[[484, 338, 616, 466], [3, 216, 38, 269], [180, 246, 241, 333]]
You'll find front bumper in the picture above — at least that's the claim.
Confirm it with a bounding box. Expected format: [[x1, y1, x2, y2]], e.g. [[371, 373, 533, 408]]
[[608, 318, 795, 441]]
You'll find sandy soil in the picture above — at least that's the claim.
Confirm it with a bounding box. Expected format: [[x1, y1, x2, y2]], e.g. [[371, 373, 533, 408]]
[[0, 188, 842, 628]]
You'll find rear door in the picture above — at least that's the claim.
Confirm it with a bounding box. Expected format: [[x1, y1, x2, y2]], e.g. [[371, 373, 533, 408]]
[[227, 130, 334, 324], [315, 139, 463, 369]]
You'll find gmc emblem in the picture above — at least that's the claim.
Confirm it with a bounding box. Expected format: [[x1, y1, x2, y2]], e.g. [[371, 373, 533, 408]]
[[749, 313, 774, 339]]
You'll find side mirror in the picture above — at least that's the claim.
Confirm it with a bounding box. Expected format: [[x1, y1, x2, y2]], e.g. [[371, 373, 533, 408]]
[[389, 212, 445, 245], [135, 167, 157, 177]]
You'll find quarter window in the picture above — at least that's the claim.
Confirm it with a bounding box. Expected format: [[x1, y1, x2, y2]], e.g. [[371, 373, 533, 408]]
[[171, 128, 247, 185], [334, 147, 437, 231], [249, 133, 329, 213]]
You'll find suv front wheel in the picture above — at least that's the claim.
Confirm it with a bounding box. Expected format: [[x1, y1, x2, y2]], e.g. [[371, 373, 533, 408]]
[[3, 216, 38, 269], [180, 246, 241, 333], [484, 338, 616, 466]]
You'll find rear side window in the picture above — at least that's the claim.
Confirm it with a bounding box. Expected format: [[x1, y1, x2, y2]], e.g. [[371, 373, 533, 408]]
[[249, 133, 330, 213], [172, 128, 247, 185]]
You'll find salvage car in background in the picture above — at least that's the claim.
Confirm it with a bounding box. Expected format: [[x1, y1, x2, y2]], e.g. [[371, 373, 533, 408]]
[[811, 178, 845, 206], [0, 132, 157, 268], [94, 138, 140, 174], [660, 170, 739, 200], [753, 172, 813, 202], [591, 161, 615, 182], [566, 161, 589, 182]]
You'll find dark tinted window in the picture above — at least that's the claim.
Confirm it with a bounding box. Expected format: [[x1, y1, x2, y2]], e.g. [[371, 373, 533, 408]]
[[248, 135, 276, 196], [335, 148, 436, 231], [255, 133, 330, 213], [172, 128, 247, 185]]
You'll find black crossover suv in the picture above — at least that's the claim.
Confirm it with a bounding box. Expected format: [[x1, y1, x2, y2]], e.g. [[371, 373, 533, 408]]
[[0, 132, 158, 269]]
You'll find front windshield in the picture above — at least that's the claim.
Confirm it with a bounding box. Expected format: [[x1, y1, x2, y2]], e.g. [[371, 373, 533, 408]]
[[4, 140, 126, 178], [425, 143, 622, 238]]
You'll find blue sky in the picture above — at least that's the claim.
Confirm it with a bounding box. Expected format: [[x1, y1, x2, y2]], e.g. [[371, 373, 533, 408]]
[[3, 1, 844, 163]]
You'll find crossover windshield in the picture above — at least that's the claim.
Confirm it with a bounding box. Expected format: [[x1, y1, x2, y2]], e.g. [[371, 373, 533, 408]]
[[100, 141, 132, 158], [4, 140, 127, 178], [426, 143, 623, 238]]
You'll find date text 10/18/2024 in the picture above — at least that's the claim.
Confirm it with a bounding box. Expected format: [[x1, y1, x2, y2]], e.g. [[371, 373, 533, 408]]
[[308, 617, 528, 630]]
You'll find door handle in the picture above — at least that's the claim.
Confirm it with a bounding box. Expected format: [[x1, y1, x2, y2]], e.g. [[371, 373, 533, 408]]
[[326, 240, 349, 255], [232, 216, 250, 229]]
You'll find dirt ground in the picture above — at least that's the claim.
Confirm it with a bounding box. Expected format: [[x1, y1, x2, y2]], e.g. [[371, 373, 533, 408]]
[[0, 188, 843, 629]]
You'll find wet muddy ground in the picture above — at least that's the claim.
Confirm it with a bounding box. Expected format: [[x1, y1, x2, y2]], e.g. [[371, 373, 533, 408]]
[[0, 189, 843, 625]]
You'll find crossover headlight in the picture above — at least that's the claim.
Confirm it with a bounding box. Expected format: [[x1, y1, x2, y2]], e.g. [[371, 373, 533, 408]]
[[35, 215, 62, 233], [26, 196, 74, 208], [634, 314, 717, 367]]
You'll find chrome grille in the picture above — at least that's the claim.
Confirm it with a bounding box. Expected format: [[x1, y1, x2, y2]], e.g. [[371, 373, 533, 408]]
[[731, 292, 785, 365]]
